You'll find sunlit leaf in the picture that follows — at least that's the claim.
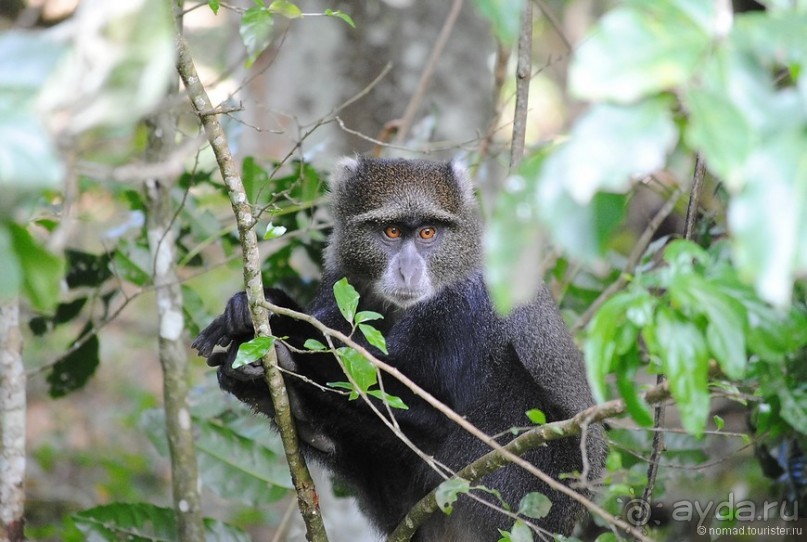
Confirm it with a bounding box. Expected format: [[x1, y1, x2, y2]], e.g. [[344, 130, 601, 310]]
[[324, 9, 356, 28], [570, 1, 712, 102], [526, 409, 546, 425], [268, 1, 302, 18], [233, 336, 276, 369], [333, 277, 360, 323], [358, 323, 388, 354]]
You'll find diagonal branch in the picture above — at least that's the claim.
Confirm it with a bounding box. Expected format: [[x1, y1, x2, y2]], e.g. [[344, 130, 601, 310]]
[[175, 33, 328, 542]]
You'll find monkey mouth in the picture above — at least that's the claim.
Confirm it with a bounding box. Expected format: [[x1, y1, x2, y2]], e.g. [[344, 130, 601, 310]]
[[383, 288, 432, 308]]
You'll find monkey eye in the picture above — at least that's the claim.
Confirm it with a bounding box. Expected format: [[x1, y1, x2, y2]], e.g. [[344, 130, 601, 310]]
[[419, 226, 437, 240], [384, 225, 402, 239]]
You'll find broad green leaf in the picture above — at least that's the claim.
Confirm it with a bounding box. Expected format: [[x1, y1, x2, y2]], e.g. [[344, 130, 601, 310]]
[[333, 277, 360, 323], [113, 248, 151, 287], [72, 503, 250, 542], [651, 306, 710, 436], [358, 323, 388, 354], [263, 222, 288, 240], [367, 389, 409, 410], [517, 492, 552, 519], [729, 129, 807, 307], [615, 356, 654, 427], [7, 222, 64, 313], [324, 9, 356, 28], [526, 409, 546, 425], [269, 0, 302, 18], [471, 0, 525, 45], [337, 347, 377, 392], [47, 325, 100, 398], [240, 6, 274, 66], [584, 291, 637, 402], [233, 336, 276, 369], [194, 418, 292, 502], [570, 1, 712, 102], [669, 274, 748, 379], [208, 0, 220, 14], [304, 338, 328, 351], [354, 310, 383, 324], [541, 99, 678, 204], [435, 477, 471, 514], [685, 89, 753, 187]]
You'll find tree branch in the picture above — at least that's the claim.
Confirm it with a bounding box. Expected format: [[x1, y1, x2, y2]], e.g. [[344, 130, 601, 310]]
[[0, 299, 25, 542], [144, 19, 205, 536], [393, 0, 463, 144], [175, 33, 328, 542], [509, 0, 533, 171], [390, 379, 674, 542]]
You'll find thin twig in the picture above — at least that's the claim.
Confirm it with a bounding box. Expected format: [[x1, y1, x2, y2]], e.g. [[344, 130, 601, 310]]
[[393, 0, 464, 144], [509, 0, 533, 171], [533, 0, 573, 52]]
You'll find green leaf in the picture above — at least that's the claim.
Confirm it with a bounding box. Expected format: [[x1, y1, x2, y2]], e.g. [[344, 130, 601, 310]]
[[358, 323, 388, 354], [685, 88, 753, 187], [113, 248, 151, 287], [471, 0, 525, 45], [584, 291, 638, 402], [0, 224, 21, 302], [304, 338, 328, 351], [242, 156, 268, 203], [367, 389, 409, 410], [268, 0, 302, 18], [72, 503, 250, 542], [337, 347, 377, 393], [240, 6, 274, 66], [47, 325, 100, 398], [233, 336, 276, 369], [324, 9, 356, 28], [729, 129, 807, 307], [507, 520, 533, 542], [333, 277, 360, 323], [7, 222, 64, 313], [541, 99, 678, 204], [485, 152, 547, 312], [435, 477, 471, 514], [517, 492, 552, 519], [525, 409, 546, 425], [615, 356, 654, 427], [570, 1, 712, 102], [713, 415, 725, 431], [354, 310, 383, 324], [208, 0, 220, 14], [669, 274, 748, 379], [263, 222, 288, 240], [650, 306, 710, 436]]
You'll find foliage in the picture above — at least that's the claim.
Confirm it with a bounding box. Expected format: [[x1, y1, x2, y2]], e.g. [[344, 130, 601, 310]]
[[2, 0, 807, 539]]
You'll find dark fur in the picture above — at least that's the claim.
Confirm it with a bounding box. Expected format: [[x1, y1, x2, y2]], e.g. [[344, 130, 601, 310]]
[[193, 157, 606, 540]]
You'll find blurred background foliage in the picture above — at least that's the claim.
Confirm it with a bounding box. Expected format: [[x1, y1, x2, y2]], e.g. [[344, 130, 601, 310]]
[[1, 0, 806, 540]]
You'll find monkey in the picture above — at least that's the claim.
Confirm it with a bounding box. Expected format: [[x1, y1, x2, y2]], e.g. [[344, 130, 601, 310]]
[[192, 157, 606, 541]]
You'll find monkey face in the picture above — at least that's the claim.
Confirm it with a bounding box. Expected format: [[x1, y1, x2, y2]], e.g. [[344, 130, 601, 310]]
[[324, 157, 482, 308]]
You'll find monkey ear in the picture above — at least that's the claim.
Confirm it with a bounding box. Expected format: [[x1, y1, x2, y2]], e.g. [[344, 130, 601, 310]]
[[450, 160, 476, 204], [328, 156, 360, 191]]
